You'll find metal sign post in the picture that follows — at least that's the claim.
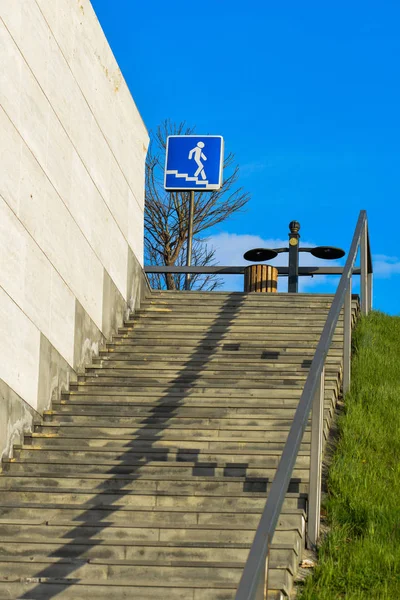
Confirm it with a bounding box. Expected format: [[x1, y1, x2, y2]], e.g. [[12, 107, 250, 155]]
[[186, 190, 195, 290], [164, 135, 224, 290]]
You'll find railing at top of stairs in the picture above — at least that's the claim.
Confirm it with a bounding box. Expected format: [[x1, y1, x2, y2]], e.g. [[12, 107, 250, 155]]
[[144, 209, 373, 599]]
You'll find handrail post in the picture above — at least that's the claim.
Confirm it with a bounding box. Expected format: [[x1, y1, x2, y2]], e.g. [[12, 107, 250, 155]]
[[255, 551, 268, 600], [368, 272, 373, 312], [343, 281, 352, 395], [307, 366, 325, 548], [360, 222, 368, 315]]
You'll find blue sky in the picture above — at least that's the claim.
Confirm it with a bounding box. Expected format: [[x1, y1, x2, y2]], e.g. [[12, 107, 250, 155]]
[[91, 0, 400, 313]]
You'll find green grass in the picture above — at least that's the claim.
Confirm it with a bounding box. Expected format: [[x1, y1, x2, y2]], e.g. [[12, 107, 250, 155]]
[[299, 311, 400, 600]]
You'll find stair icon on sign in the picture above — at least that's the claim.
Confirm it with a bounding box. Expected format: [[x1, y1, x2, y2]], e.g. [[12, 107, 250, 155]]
[[165, 170, 209, 186]]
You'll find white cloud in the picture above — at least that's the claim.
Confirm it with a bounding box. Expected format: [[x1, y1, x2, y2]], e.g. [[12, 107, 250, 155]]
[[206, 232, 341, 293], [373, 254, 400, 279], [240, 161, 270, 178]]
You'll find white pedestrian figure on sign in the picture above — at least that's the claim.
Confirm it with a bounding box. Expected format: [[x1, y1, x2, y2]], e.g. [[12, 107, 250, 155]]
[[189, 142, 207, 180]]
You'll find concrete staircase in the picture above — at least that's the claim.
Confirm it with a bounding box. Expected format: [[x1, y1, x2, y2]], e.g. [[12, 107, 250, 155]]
[[0, 291, 358, 599]]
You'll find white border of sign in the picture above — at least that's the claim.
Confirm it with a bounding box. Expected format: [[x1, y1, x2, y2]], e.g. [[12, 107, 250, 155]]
[[164, 135, 224, 191]]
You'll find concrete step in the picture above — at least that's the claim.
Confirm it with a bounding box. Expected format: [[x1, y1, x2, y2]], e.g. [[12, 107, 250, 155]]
[[70, 376, 333, 390], [112, 331, 343, 342], [113, 325, 343, 343], [145, 296, 344, 305], [34, 420, 334, 443], [23, 435, 312, 457], [0, 519, 304, 546], [52, 400, 338, 420], [93, 354, 343, 366], [0, 504, 305, 529], [0, 582, 288, 600], [71, 378, 340, 391], [103, 341, 345, 353], [146, 291, 359, 302], [54, 396, 336, 410], [129, 316, 332, 329], [0, 581, 282, 600], [0, 473, 310, 495], [31, 417, 335, 448], [0, 579, 236, 600], [141, 292, 357, 302], [0, 562, 291, 599], [2, 459, 311, 479], [133, 305, 347, 317], [66, 390, 339, 404], [0, 538, 298, 572], [142, 297, 359, 315], [63, 388, 337, 403], [76, 377, 339, 392], [47, 407, 334, 422], [123, 321, 342, 334], [79, 373, 340, 386], [102, 343, 345, 354], [0, 489, 306, 512], [12, 448, 311, 470], [50, 401, 325, 416], [124, 322, 342, 334], [0, 554, 291, 587], [39, 413, 327, 429], [148, 291, 338, 299], [144, 292, 338, 305], [86, 358, 341, 370], [83, 365, 341, 378], [32, 421, 314, 437], [31, 422, 315, 442], [67, 382, 338, 395], [15, 444, 311, 465], [0, 474, 307, 495], [134, 304, 356, 316], [40, 415, 332, 432], [133, 308, 336, 319]]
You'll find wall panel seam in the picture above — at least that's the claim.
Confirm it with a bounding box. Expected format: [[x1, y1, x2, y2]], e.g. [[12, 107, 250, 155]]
[[0, 104, 110, 304], [1, 16, 141, 268], [0, 114, 104, 321], [0, 282, 75, 369], [32, 4, 146, 217], [0, 377, 42, 420]]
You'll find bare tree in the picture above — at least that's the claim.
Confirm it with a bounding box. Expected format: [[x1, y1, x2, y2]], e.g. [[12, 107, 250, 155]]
[[145, 120, 250, 290], [147, 237, 223, 291]]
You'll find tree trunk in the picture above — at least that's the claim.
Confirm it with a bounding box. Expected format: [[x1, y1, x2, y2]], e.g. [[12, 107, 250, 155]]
[[166, 273, 176, 290]]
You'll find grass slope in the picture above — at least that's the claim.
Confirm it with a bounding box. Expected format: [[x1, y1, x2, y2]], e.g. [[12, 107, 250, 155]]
[[299, 312, 400, 600]]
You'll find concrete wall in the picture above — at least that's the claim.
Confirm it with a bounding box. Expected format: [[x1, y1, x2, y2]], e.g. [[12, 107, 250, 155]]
[[0, 0, 149, 457]]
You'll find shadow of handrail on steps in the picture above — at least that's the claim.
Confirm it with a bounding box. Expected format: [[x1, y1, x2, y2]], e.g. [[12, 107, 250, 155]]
[[14, 292, 263, 598]]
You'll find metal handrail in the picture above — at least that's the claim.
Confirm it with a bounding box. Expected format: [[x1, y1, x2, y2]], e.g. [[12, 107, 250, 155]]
[[145, 265, 362, 276], [235, 210, 372, 599], [143, 212, 373, 598]]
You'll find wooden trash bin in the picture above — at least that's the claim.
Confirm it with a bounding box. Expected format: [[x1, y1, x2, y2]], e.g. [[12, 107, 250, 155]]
[[244, 264, 278, 293]]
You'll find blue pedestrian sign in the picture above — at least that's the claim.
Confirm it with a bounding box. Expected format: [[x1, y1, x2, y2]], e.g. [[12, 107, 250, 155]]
[[164, 135, 224, 191]]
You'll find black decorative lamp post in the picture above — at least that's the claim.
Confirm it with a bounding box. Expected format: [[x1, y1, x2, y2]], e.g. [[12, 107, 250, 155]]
[[244, 221, 345, 293], [288, 220, 301, 293]]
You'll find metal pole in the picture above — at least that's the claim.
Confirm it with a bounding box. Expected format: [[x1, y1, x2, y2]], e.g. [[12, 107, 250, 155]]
[[288, 221, 300, 293], [185, 190, 195, 290], [368, 273, 373, 312], [360, 223, 368, 315], [307, 365, 325, 548], [254, 550, 268, 600], [343, 281, 352, 395]]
